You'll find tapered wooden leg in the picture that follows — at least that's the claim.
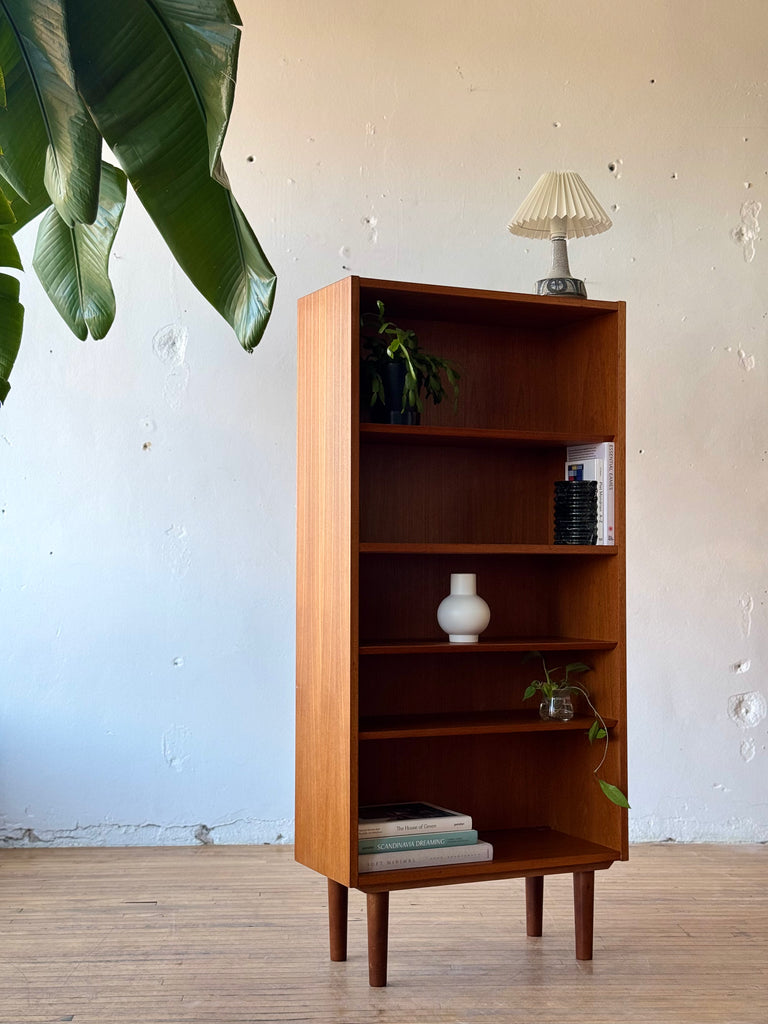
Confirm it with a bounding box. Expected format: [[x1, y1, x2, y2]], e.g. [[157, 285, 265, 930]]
[[327, 879, 348, 962], [573, 870, 595, 960], [525, 875, 544, 936], [366, 891, 389, 987]]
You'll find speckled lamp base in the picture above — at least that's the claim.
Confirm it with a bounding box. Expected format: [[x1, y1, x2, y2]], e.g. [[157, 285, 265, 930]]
[[535, 276, 588, 298]]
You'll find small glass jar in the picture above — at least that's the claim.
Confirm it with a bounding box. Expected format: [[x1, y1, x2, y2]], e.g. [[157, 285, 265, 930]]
[[539, 688, 575, 722]]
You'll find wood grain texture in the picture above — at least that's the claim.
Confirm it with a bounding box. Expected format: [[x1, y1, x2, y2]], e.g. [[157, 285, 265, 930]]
[[297, 277, 628, 905], [296, 278, 358, 885], [1, 844, 766, 1022]]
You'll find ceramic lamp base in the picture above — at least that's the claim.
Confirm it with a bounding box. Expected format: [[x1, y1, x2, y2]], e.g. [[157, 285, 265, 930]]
[[535, 277, 587, 298]]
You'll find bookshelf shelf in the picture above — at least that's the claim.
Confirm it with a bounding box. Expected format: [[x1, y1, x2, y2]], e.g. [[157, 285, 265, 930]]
[[296, 276, 627, 986], [360, 423, 615, 449], [359, 637, 618, 655], [360, 542, 618, 555], [358, 711, 618, 740], [357, 828, 619, 892]]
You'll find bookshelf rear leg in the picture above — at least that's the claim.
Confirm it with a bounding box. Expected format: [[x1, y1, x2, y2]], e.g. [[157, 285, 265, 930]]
[[525, 875, 544, 936], [327, 879, 348, 962], [573, 870, 595, 960], [366, 891, 389, 987]]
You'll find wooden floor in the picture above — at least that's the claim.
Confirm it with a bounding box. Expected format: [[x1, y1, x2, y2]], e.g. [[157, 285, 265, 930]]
[[1, 843, 766, 1024]]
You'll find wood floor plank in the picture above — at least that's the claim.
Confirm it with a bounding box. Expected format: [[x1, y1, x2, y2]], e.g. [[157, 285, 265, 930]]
[[1, 843, 766, 1023]]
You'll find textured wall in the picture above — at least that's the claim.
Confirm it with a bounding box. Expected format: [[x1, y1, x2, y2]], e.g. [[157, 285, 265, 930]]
[[1, 0, 766, 845]]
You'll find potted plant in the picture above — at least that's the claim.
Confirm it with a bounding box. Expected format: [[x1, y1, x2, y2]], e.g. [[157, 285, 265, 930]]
[[361, 300, 459, 424], [523, 652, 630, 808]]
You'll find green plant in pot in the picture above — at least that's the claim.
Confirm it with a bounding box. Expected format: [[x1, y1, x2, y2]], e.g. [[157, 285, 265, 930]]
[[361, 300, 459, 425], [523, 651, 630, 808]]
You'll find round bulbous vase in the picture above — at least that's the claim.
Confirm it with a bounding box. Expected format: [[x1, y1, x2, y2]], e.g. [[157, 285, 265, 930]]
[[539, 689, 575, 722], [437, 573, 490, 643]]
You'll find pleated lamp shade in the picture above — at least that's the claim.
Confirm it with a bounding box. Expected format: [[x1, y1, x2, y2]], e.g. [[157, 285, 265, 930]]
[[508, 171, 612, 239], [507, 171, 612, 298]]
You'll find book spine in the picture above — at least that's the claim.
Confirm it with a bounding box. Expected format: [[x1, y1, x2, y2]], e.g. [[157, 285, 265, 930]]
[[566, 443, 615, 544], [604, 442, 615, 545], [358, 814, 473, 839], [359, 840, 493, 873], [358, 829, 478, 854], [566, 458, 604, 542]]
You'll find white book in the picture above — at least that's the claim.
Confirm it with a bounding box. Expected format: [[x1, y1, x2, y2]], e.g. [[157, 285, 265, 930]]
[[565, 457, 604, 543], [359, 840, 493, 873], [358, 801, 472, 838], [566, 443, 615, 545]]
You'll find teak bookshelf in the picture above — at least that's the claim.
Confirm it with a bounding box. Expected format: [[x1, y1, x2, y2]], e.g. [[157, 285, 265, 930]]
[[295, 276, 627, 986]]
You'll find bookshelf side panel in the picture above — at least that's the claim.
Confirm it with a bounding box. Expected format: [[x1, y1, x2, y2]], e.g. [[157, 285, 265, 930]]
[[296, 278, 358, 885]]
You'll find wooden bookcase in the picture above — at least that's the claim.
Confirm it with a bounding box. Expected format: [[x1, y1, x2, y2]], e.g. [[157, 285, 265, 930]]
[[295, 276, 627, 986]]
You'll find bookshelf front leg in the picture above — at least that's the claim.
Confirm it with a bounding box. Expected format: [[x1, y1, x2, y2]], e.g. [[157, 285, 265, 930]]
[[573, 871, 595, 960], [525, 875, 544, 936], [327, 879, 348, 962], [366, 891, 390, 987]]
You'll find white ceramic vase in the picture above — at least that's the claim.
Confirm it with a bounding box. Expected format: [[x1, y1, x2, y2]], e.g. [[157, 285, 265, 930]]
[[437, 573, 490, 643]]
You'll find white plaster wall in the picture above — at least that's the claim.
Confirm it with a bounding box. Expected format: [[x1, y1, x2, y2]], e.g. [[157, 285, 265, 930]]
[[1, 0, 766, 845]]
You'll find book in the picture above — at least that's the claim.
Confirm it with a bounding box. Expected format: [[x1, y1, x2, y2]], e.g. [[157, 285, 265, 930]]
[[566, 442, 615, 544], [358, 801, 472, 839], [358, 829, 479, 855], [565, 457, 604, 542], [359, 840, 493, 873]]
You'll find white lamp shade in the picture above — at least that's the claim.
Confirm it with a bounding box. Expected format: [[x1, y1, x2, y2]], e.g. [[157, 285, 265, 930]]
[[508, 171, 612, 240]]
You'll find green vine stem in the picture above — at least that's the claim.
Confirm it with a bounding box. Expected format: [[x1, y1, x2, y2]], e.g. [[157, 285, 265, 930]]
[[523, 652, 630, 808]]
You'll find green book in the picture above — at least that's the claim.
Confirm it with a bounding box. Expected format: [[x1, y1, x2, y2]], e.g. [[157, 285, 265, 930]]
[[358, 829, 478, 854]]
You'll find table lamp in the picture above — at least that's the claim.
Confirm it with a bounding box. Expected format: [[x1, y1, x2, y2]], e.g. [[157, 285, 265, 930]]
[[507, 171, 612, 298]]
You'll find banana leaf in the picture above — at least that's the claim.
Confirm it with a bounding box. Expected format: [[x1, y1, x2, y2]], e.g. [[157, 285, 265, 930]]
[[32, 162, 127, 340], [0, 12, 55, 230], [0, 271, 23, 403], [0, 180, 22, 402], [0, 0, 100, 225], [145, 0, 243, 184], [67, 0, 275, 352]]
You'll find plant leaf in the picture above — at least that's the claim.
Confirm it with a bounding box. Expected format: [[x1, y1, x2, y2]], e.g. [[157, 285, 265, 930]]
[[32, 161, 127, 340], [587, 720, 601, 744], [564, 661, 592, 677], [0, 226, 20, 267], [0, 0, 101, 224], [0, 12, 54, 225], [67, 0, 275, 351], [147, 0, 243, 182], [0, 181, 15, 226], [598, 780, 630, 808], [523, 685, 537, 701], [0, 269, 23, 403]]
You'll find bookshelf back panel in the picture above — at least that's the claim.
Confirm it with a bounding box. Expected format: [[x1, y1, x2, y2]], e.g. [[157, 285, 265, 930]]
[[358, 649, 621, 721], [359, 307, 620, 436], [357, 731, 624, 850], [360, 444, 564, 545], [358, 554, 621, 643]]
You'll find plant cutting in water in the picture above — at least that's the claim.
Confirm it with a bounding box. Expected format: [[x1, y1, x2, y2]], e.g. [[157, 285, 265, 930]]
[[523, 651, 630, 808]]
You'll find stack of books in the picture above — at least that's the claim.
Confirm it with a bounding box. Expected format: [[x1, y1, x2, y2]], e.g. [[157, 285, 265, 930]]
[[565, 442, 615, 545], [357, 801, 493, 872]]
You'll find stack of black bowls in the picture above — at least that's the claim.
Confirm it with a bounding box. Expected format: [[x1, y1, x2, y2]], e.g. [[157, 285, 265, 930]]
[[554, 480, 598, 545]]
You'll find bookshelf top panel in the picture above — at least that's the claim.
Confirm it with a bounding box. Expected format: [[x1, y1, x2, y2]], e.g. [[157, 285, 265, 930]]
[[352, 276, 623, 329]]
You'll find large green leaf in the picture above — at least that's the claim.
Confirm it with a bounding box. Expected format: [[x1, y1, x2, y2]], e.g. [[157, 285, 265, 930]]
[[0, 177, 22, 401], [0, 14, 54, 228], [0, 269, 23, 404], [68, 0, 275, 351], [0, 0, 100, 224], [32, 162, 127, 340], [148, 0, 242, 183]]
